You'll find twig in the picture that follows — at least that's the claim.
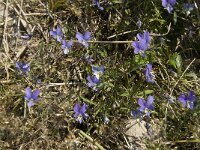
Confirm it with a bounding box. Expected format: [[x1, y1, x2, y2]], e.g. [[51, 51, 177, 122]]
[[2, 0, 8, 47], [17, 0, 24, 36], [106, 23, 171, 39], [2, 0, 10, 80], [24, 13, 48, 16], [163, 58, 196, 138], [14, 40, 40, 61], [71, 23, 171, 44], [13, 0, 32, 34], [170, 58, 196, 96], [74, 40, 133, 44], [0, 18, 12, 26], [48, 83, 65, 86], [0, 80, 12, 84], [150, 23, 171, 37], [107, 30, 137, 39], [174, 139, 200, 143], [78, 130, 106, 150], [122, 133, 131, 148], [37, 23, 48, 42], [194, 1, 200, 26]]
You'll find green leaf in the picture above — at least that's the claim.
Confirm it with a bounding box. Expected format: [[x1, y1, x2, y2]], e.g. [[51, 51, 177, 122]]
[[149, 18, 166, 25], [185, 72, 197, 79], [120, 91, 130, 97], [98, 49, 108, 58], [134, 55, 148, 65], [137, 90, 154, 96], [176, 54, 182, 73], [125, 9, 130, 15], [112, 0, 123, 3], [169, 54, 176, 69], [173, 11, 177, 25], [80, 96, 96, 105], [169, 53, 182, 73], [101, 81, 114, 88]]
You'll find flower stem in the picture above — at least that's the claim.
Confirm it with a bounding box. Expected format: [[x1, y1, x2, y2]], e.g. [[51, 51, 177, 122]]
[[73, 40, 133, 44]]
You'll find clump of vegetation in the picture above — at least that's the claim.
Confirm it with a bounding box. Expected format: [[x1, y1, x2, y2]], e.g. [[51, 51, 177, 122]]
[[0, 0, 200, 149]]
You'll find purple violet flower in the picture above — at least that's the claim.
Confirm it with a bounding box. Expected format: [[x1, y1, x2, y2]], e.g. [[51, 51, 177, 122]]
[[21, 34, 31, 40], [131, 109, 142, 118], [84, 55, 94, 64], [16, 62, 30, 75], [50, 26, 63, 42], [92, 65, 104, 79], [138, 95, 154, 116], [73, 103, 89, 123], [132, 31, 151, 57], [93, 0, 104, 10], [145, 63, 154, 83], [146, 122, 153, 135], [178, 91, 196, 109], [61, 39, 73, 54], [137, 31, 151, 44], [183, 3, 194, 16], [76, 31, 91, 48], [37, 79, 42, 84], [87, 75, 100, 91], [162, 0, 176, 13], [24, 87, 40, 108]]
